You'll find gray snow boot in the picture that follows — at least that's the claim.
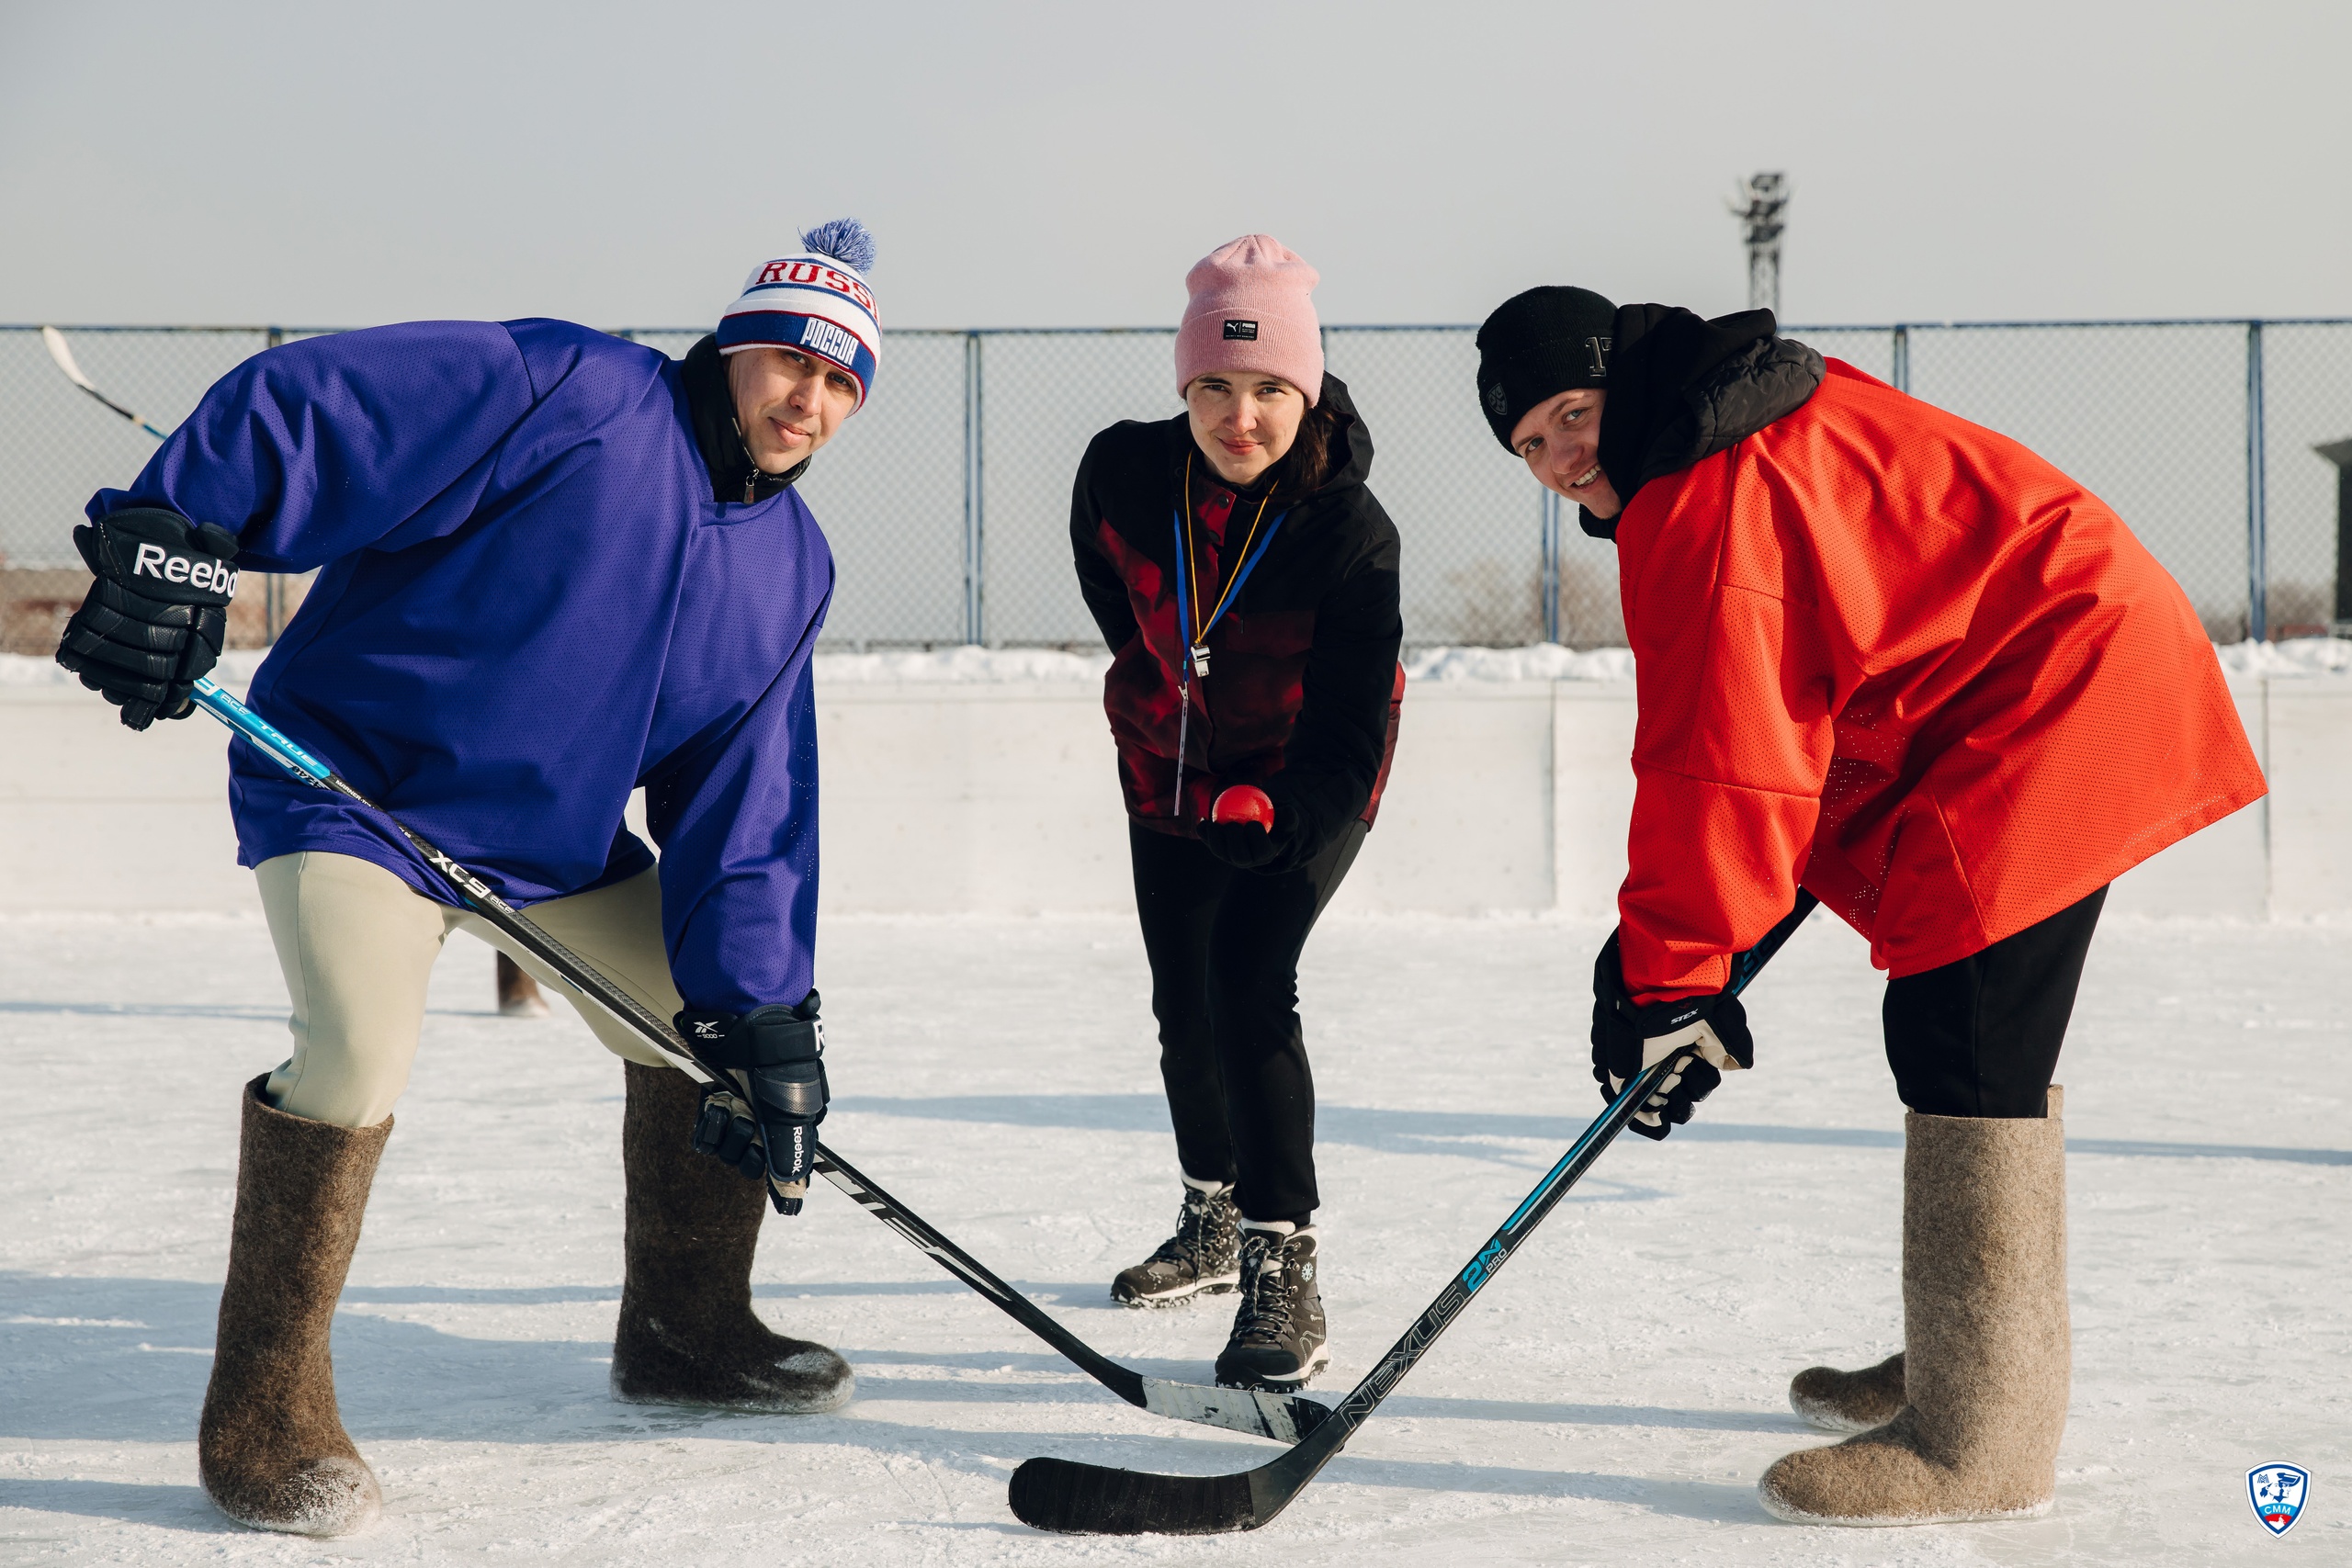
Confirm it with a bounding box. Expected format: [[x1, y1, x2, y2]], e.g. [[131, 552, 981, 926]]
[[1215, 1223, 1329, 1391], [1112, 1176, 1241, 1307], [610, 1062, 854, 1413]]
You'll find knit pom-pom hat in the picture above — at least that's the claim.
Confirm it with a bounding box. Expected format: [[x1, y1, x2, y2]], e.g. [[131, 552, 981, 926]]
[[718, 219, 881, 410], [1175, 234, 1323, 406]]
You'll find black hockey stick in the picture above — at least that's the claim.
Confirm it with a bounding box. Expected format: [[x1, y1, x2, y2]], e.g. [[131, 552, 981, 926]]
[[810, 1144, 1325, 1443], [188, 675, 1329, 1448], [1008, 889, 1821, 1535]]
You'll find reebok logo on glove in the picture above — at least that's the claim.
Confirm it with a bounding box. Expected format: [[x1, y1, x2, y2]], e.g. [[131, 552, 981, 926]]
[[56, 508, 241, 731], [131, 541, 238, 597]]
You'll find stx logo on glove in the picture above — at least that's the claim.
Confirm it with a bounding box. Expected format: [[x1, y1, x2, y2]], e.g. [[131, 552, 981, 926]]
[[132, 541, 238, 597]]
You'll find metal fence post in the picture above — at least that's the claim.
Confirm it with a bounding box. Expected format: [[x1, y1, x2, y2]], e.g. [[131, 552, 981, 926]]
[[1891, 324, 1910, 394], [1539, 486, 1561, 643], [963, 331, 984, 645], [2246, 320, 2267, 643]]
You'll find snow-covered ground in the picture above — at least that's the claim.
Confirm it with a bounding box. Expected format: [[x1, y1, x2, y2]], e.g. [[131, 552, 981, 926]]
[[3, 904, 2346, 1564]]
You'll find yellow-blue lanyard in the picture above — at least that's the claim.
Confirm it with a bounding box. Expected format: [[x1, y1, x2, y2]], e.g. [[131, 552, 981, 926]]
[[1171, 451, 1285, 680], [1169, 451, 1286, 818]]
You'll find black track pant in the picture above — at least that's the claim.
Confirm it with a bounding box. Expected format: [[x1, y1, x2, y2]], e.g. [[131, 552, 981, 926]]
[[1883, 886, 2107, 1118], [1128, 818, 1368, 1225]]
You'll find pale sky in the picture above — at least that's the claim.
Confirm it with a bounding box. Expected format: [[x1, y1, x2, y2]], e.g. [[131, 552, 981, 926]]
[[4, 0, 2346, 331]]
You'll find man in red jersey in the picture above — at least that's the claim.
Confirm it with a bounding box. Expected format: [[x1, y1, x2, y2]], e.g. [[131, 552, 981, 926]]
[[1475, 288, 2265, 1526]]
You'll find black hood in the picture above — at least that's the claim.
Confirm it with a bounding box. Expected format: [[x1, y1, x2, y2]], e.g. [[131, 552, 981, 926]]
[[1167, 369, 1373, 502], [682, 333, 809, 504], [1581, 306, 1824, 540]]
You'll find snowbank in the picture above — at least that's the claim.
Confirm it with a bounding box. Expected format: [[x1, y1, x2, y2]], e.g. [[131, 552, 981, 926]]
[[808, 645, 1643, 684], [2214, 636, 2352, 678], [0, 648, 1115, 688], [1, 649, 274, 687], [6, 637, 2344, 693], [0, 653, 69, 686], [1404, 644, 1636, 682], [813, 646, 1108, 682]]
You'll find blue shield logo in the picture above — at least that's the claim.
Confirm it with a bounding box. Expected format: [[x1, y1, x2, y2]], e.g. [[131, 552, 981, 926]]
[[2247, 1463, 2309, 1537]]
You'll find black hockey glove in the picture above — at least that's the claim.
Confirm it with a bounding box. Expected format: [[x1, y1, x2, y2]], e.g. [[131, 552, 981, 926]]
[[678, 991, 828, 1215], [55, 508, 242, 730], [1589, 930, 1755, 1141]]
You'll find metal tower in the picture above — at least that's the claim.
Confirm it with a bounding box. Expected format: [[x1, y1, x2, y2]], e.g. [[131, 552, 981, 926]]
[[1729, 172, 1792, 314]]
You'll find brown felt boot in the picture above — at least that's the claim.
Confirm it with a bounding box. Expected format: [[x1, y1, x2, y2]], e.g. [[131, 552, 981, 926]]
[[1759, 1089, 2070, 1525], [1790, 1352, 1908, 1433], [198, 1076, 390, 1537], [610, 1061, 854, 1412]]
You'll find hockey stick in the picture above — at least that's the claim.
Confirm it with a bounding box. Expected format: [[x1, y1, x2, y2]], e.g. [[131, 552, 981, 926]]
[[186, 674, 1329, 1447], [42, 327, 172, 441], [1007, 889, 1822, 1535]]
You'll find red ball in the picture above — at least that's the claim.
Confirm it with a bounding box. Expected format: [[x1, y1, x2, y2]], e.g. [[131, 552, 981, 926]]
[[1211, 785, 1275, 830]]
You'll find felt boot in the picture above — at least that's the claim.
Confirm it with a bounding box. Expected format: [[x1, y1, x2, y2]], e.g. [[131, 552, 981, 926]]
[[1790, 1352, 1908, 1433], [198, 1076, 390, 1537], [1759, 1090, 2070, 1525], [610, 1061, 853, 1412]]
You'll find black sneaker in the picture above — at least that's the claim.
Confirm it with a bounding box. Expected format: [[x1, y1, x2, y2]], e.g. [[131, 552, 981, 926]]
[[1215, 1224, 1329, 1390], [1111, 1179, 1241, 1307]]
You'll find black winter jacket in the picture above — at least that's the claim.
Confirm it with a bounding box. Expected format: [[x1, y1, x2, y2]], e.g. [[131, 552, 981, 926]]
[[1071, 373, 1404, 870]]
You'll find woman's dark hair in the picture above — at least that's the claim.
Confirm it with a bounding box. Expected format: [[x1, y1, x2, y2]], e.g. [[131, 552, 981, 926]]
[[1280, 398, 1344, 494]]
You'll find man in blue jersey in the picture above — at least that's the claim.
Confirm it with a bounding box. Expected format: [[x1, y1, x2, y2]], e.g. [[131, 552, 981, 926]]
[[53, 221, 881, 1538]]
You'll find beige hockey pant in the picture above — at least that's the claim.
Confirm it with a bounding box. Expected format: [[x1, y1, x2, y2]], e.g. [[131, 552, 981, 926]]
[[256, 851, 682, 1128]]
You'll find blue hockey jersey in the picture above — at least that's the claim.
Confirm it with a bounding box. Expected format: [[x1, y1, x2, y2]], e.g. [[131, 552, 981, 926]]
[[90, 319, 832, 1013]]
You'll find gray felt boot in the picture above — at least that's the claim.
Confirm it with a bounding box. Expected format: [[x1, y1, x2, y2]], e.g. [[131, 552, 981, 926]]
[[198, 1077, 389, 1537], [1760, 1089, 2070, 1525], [610, 1062, 853, 1413], [1790, 1352, 1908, 1433]]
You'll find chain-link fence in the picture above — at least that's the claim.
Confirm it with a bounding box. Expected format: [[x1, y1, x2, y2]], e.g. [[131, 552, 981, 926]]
[[7, 318, 2351, 653]]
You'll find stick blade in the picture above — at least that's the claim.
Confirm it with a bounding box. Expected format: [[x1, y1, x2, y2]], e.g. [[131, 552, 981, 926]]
[[40, 326, 96, 390], [1137, 1375, 1329, 1444], [1008, 1456, 1257, 1536]]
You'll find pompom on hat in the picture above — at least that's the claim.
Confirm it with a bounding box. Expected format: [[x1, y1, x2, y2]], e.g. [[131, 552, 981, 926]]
[[718, 219, 881, 410], [1176, 234, 1324, 407]]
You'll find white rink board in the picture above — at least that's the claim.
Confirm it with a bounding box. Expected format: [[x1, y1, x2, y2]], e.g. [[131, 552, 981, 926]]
[[0, 669, 2329, 919]]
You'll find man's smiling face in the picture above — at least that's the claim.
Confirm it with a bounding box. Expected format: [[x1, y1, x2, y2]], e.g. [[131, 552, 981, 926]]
[[1510, 387, 1622, 519]]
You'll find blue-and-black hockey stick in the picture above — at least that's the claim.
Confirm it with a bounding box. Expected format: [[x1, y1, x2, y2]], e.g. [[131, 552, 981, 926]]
[[1008, 887, 1822, 1535], [187, 673, 1329, 1447]]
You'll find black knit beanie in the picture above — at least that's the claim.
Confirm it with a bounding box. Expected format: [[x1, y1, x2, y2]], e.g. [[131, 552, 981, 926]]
[[1474, 286, 1618, 453]]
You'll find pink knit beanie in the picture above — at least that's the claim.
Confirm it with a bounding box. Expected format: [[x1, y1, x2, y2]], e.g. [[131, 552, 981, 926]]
[[1175, 234, 1324, 406]]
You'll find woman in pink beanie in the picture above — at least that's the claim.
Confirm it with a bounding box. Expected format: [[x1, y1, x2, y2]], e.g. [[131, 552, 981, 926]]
[[1069, 234, 1406, 1393]]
